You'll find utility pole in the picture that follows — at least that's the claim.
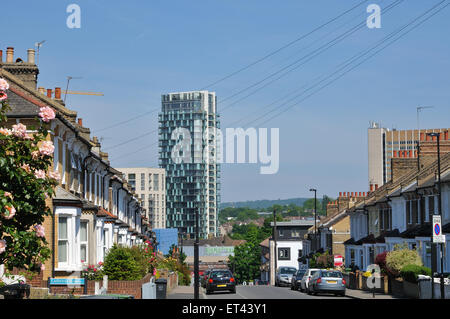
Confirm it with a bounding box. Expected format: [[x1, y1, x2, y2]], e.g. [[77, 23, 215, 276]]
[[273, 209, 277, 286], [310, 188, 318, 250], [416, 106, 434, 171], [194, 206, 200, 299], [427, 132, 446, 299]]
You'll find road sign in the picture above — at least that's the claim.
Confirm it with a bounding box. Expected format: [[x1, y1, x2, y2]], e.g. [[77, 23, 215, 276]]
[[334, 254, 343, 267], [433, 215, 446, 244]]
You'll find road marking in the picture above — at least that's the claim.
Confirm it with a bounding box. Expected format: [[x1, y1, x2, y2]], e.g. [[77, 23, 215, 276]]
[[236, 288, 248, 299]]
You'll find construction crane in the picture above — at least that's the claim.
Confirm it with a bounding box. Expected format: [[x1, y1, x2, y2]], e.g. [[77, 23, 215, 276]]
[[63, 76, 103, 102], [62, 90, 104, 96]]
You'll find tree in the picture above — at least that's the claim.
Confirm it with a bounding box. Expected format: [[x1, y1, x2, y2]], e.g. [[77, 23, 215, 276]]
[[228, 240, 261, 283], [0, 78, 57, 275]]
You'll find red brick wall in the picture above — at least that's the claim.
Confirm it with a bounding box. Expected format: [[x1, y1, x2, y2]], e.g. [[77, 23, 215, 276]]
[[46, 273, 153, 299]]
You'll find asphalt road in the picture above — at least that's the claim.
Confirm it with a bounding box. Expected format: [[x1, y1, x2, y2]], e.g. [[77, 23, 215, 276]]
[[202, 285, 350, 299]]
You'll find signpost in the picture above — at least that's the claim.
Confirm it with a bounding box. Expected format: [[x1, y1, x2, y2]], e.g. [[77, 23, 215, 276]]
[[334, 255, 344, 268], [433, 215, 445, 244]]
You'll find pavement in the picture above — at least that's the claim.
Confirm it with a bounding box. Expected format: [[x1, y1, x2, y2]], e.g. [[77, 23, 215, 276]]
[[167, 284, 403, 299]]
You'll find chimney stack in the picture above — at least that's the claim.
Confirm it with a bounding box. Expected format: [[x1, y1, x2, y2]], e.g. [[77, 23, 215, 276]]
[[27, 49, 35, 64], [78, 118, 83, 126], [6, 47, 14, 63], [54, 87, 61, 100], [46, 89, 52, 98]]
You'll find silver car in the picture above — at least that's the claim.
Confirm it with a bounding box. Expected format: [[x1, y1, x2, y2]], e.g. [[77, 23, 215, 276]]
[[275, 267, 297, 287], [308, 269, 346, 296], [299, 268, 320, 292]]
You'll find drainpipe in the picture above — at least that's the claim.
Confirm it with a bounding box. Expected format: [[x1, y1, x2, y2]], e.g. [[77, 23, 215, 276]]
[[81, 155, 93, 199], [52, 206, 56, 278]]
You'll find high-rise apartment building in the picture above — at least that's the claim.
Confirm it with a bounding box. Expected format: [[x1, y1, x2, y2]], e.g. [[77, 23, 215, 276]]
[[116, 167, 166, 229], [368, 122, 449, 188], [159, 91, 220, 239]]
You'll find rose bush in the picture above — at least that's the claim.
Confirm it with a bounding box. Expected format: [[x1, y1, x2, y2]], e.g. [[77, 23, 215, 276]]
[[0, 78, 57, 276]]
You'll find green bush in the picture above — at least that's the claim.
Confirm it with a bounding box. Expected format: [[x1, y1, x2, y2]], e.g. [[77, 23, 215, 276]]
[[128, 245, 150, 278], [400, 264, 431, 283], [386, 244, 422, 277], [103, 245, 142, 280]]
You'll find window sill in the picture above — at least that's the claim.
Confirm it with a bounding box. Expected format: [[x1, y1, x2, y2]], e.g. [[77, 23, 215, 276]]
[[55, 265, 84, 272]]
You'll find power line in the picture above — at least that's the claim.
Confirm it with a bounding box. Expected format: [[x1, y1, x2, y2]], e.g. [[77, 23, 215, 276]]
[[253, 0, 449, 127], [103, 128, 158, 151], [93, 108, 158, 133], [218, 0, 404, 107], [199, 0, 370, 90]]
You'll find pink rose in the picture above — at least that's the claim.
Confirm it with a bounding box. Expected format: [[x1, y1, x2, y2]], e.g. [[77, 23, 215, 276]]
[[48, 171, 61, 181], [40, 264, 45, 271], [34, 224, 45, 238], [4, 205, 15, 219], [38, 106, 55, 123], [39, 141, 54, 156], [0, 128, 12, 136], [0, 91, 7, 102], [0, 240, 6, 254], [21, 163, 31, 173], [0, 78, 9, 91], [31, 150, 40, 159], [34, 169, 46, 179], [12, 123, 27, 138], [4, 192, 13, 199]]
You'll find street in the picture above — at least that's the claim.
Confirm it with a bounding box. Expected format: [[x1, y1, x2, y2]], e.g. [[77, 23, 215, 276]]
[[202, 285, 350, 299]]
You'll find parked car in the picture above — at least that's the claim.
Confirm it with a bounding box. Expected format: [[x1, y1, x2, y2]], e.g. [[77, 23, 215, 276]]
[[275, 266, 297, 287], [307, 269, 346, 296], [290, 269, 306, 290], [201, 269, 211, 288], [205, 269, 236, 294], [299, 268, 320, 292]]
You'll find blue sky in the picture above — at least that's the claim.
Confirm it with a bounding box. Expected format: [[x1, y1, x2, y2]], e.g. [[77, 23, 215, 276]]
[[2, 0, 450, 202]]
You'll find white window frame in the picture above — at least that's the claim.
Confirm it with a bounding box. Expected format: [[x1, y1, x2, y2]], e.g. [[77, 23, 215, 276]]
[[55, 206, 82, 271], [80, 220, 89, 264]]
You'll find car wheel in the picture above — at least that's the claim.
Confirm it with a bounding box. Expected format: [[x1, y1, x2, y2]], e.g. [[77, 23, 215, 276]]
[[230, 288, 236, 294]]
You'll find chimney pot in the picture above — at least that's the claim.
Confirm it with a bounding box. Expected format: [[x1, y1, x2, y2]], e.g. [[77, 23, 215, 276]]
[[351, 192, 354, 197], [27, 49, 35, 64], [78, 118, 83, 126], [339, 192, 342, 197], [0, 50, 3, 63], [55, 87, 61, 100], [370, 184, 374, 192], [375, 184, 378, 190], [38, 87, 45, 94], [46, 89, 52, 98], [420, 132, 425, 141], [445, 131, 449, 140], [6, 47, 14, 63]]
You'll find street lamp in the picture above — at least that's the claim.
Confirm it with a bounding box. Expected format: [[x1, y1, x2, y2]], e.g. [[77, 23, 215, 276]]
[[427, 132, 445, 299], [194, 206, 200, 299], [272, 209, 278, 286], [309, 189, 317, 236]]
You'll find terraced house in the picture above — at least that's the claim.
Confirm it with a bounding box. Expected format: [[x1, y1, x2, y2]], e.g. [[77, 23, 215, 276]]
[[0, 47, 152, 281], [344, 133, 450, 272]]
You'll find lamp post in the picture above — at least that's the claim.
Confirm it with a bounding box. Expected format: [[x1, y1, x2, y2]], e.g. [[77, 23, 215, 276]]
[[194, 206, 200, 299], [273, 209, 277, 286], [310, 188, 317, 251], [427, 132, 445, 299]]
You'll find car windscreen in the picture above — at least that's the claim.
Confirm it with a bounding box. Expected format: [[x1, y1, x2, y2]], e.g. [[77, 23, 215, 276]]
[[210, 271, 232, 278], [297, 271, 306, 277], [280, 268, 297, 274], [321, 271, 343, 278]]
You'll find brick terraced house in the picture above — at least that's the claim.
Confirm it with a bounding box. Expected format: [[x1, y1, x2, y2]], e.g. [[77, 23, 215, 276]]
[[0, 46, 153, 284]]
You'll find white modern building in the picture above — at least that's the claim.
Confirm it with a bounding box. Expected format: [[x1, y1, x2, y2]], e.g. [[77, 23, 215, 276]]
[[116, 167, 166, 229]]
